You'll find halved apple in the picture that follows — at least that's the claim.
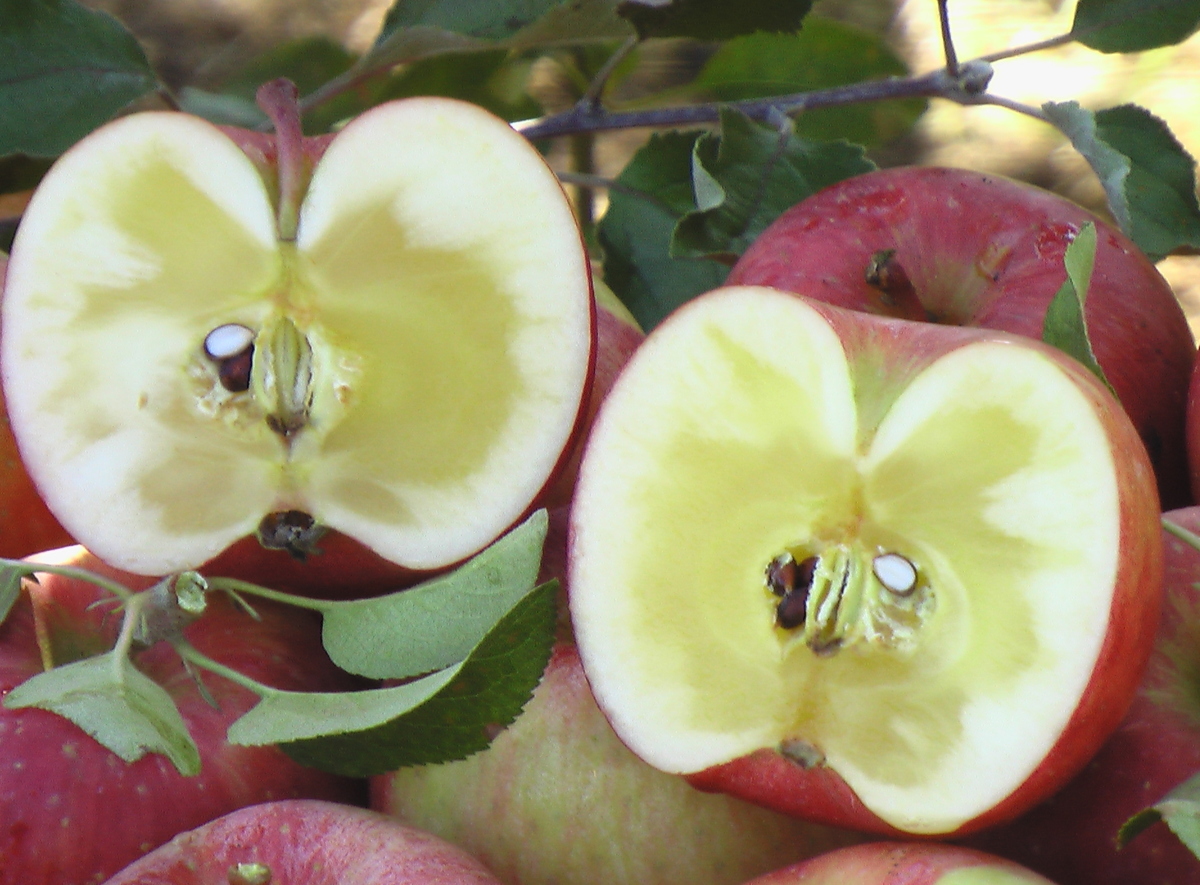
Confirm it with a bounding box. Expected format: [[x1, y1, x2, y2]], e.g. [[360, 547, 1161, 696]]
[[1, 96, 593, 581], [568, 285, 1162, 837]]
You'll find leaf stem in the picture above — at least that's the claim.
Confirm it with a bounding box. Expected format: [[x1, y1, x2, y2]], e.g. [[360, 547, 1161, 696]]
[[1164, 517, 1200, 552], [171, 638, 283, 699], [1, 558, 135, 602], [203, 576, 334, 614]]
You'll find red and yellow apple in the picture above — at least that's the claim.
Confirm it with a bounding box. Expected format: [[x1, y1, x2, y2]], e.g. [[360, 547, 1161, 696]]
[[727, 165, 1196, 508], [569, 285, 1162, 837], [740, 842, 1058, 885], [0, 546, 366, 884], [100, 799, 503, 885], [0, 85, 594, 594], [372, 642, 863, 885]]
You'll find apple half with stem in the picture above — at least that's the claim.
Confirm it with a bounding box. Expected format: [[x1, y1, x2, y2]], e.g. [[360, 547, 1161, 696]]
[[568, 285, 1163, 837], [0, 83, 594, 587], [726, 165, 1196, 508]]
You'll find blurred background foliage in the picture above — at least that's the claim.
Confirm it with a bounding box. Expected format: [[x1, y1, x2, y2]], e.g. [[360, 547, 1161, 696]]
[[13, 0, 1200, 324]]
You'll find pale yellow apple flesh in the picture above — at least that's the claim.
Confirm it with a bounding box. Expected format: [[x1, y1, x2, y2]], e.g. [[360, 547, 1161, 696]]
[[570, 286, 1133, 835], [2, 98, 592, 575]]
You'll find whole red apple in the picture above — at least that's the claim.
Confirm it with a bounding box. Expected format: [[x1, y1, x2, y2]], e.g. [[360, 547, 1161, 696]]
[[740, 842, 1057, 884], [962, 505, 1200, 884], [0, 546, 367, 885], [727, 165, 1196, 508], [100, 799, 504, 885]]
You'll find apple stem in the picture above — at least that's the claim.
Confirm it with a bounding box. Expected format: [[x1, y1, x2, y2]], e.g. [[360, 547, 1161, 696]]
[[256, 78, 308, 242], [865, 250, 933, 323]]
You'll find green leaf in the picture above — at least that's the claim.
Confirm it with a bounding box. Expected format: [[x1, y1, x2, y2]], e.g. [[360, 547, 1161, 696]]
[[597, 130, 729, 331], [3, 651, 200, 775], [364, 0, 628, 74], [372, 50, 542, 122], [1072, 0, 1200, 53], [1045, 101, 1200, 260], [617, 0, 813, 40], [673, 106, 874, 260], [380, 0, 574, 41], [0, 563, 25, 625], [229, 580, 559, 776], [0, 0, 159, 158], [316, 509, 548, 680], [691, 21, 926, 146], [1119, 770, 1200, 860], [1042, 222, 1115, 393]]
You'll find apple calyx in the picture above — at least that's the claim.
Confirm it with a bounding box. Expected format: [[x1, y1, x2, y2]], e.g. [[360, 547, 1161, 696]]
[[229, 861, 272, 885], [765, 544, 930, 655]]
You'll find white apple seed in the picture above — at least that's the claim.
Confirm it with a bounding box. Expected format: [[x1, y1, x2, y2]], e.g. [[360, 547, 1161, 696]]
[[203, 323, 255, 361], [873, 552, 918, 597]]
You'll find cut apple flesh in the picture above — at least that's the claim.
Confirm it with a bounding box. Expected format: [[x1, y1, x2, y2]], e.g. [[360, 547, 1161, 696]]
[[569, 285, 1158, 835], [1, 98, 593, 575]]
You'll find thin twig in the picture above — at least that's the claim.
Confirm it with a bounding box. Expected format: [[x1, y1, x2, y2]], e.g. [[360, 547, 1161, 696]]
[[514, 66, 965, 141], [937, 0, 959, 76], [581, 35, 640, 108], [979, 32, 1076, 64]]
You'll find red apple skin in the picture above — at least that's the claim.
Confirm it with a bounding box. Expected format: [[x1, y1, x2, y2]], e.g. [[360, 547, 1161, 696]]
[[595, 297, 1165, 839], [544, 293, 645, 509], [100, 799, 504, 885], [961, 506, 1200, 884], [740, 842, 1058, 885], [0, 255, 73, 558], [727, 166, 1196, 509], [371, 642, 864, 885], [0, 546, 368, 885], [1185, 350, 1200, 502]]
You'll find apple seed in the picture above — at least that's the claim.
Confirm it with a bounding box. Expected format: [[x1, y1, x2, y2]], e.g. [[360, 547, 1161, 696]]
[[204, 324, 256, 393], [766, 545, 932, 655], [872, 552, 918, 597], [204, 324, 256, 361]]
